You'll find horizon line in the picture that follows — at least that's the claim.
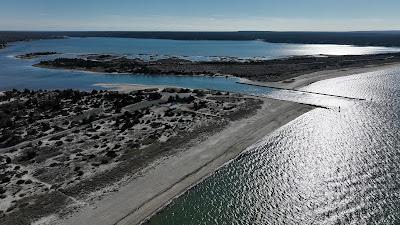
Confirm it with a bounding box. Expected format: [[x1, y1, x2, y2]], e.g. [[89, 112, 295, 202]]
[[1, 30, 400, 33]]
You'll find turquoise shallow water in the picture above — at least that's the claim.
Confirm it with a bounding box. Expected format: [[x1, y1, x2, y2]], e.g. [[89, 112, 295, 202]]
[[148, 67, 400, 225]]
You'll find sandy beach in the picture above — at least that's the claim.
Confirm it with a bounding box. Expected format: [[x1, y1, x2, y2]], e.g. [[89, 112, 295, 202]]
[[53, 63, 400, 225], [60, 98, 313, 225]]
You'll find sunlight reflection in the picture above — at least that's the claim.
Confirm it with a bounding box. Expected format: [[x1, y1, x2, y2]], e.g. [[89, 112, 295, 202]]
[[284, 44, 400, 56]]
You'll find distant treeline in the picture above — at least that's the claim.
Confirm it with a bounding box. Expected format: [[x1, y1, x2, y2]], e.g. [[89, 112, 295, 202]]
[[1, 31, 400, 47], [0, 31, 64, 45]]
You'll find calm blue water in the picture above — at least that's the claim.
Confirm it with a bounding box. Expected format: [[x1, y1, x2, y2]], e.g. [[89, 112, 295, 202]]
[[0, 39, 267, 94]]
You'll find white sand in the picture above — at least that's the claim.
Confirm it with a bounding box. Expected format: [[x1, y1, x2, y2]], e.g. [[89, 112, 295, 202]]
[[93, 83, 173, 93]]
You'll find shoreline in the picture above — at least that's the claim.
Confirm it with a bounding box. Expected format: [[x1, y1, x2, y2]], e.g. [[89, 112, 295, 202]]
[[61, 98, 314, 225], [57, 63, 400, 225]]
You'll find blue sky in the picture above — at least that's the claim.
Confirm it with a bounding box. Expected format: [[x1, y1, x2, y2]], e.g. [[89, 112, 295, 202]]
[[1, 0, 400, 31]]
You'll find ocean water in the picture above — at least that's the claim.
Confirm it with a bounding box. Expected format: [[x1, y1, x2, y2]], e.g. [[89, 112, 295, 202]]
[[148, 67, 400, 225]]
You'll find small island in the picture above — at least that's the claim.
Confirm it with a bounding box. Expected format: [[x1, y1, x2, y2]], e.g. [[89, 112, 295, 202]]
[[16, 52, 58, 59]]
